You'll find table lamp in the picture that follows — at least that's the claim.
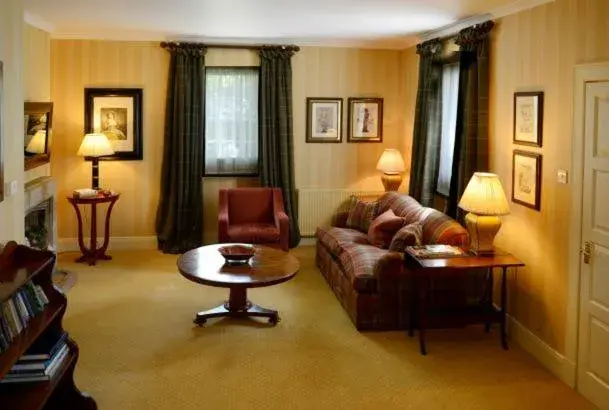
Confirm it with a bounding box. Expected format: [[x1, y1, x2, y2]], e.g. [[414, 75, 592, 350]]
[[376, 149, 406, 191], [25, 130, 47, 154], [77, 133, 114, 190], [458, 172, 510, 255]]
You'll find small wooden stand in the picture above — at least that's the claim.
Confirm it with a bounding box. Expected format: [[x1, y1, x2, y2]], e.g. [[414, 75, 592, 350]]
[[0, 241, 97, 409], [404, 248, 525, 355], [67, 192, 120, 266]]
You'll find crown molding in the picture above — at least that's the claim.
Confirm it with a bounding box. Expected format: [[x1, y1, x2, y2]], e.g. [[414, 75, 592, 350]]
[[418, 13, 493, 42], [51, 31, 416, 50], [490, 0, 555, 19], [417, 0, 554, 43], [23, 12, 55, 33]]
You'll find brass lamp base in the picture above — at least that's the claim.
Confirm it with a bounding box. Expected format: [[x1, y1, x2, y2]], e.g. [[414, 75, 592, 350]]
[[464, 213, 502, 255], [381, 173, 402, 191]]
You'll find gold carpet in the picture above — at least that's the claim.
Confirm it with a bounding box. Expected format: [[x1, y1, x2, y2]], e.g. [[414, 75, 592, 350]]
[[58, 246, 594, 410]]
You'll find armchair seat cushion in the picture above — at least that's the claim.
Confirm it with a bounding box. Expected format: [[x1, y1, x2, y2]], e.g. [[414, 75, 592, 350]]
[[227, 223, 280, 244], [338, 244, 388, 292]]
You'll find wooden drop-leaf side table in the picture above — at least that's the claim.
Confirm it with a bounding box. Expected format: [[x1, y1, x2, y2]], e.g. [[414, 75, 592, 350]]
[[67, 192, 119, 266]]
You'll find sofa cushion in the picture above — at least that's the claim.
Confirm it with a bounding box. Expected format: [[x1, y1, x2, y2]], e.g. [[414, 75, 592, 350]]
[[421, 209, 469, 246], [367, 209, 405, 248], [345, 196, 379, 233], [389, 222, 423, 252], [227, 223, 280, 243], [316, 226, 369, 257], [378, 192, 432, 225], [339, 244, 388, 292]]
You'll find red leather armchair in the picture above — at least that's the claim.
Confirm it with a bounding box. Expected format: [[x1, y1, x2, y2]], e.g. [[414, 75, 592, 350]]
[[218, 188, 290, 251]]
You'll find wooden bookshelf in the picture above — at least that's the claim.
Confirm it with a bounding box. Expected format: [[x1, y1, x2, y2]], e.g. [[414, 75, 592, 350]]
[[0, 242, 96, 410]]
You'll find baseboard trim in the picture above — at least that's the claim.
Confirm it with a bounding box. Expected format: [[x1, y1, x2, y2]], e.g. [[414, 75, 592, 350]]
[[508, 315, 576, 387], [58, 236, 157, 253]]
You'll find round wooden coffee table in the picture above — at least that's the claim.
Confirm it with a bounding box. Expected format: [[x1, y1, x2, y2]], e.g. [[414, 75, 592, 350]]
[[177, 244, 299, 326]]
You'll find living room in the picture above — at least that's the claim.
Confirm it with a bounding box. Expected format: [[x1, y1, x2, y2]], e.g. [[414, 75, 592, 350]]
[[0, 0, 608, 408]]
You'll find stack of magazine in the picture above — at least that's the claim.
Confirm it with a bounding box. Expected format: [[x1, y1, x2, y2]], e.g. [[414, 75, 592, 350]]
[[1, 330, 69, 384], [406, 245, 466, 259]]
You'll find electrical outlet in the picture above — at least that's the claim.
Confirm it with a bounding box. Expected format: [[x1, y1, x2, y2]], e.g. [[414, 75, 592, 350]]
[[557, 169, 569, 184]]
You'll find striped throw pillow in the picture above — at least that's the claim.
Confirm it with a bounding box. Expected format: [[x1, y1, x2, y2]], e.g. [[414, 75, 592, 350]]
[[345, 196, 379, 233]]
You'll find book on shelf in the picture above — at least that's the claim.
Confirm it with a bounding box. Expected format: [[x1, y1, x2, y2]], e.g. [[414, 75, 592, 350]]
[[17, 329, 68, 362], [0, 280, 50, 353], [1, 343, 70, 383], [406, 245, 467, 259]]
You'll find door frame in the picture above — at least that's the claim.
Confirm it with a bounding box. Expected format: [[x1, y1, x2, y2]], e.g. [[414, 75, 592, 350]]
[[567, 62, 609, 385]]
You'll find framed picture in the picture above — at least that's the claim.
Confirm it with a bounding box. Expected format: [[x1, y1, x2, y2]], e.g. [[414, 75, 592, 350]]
[[513, 91, 543, 147], [512, 150, 542, 210], [306, 97, 342, 143], [347, 97, 383, 143], [84, 88, 143, 160], [24, 101, 53, 171]]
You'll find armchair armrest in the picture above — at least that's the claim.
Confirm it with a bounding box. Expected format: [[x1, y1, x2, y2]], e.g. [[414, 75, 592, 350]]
[[218, 189, 230, 243], [272, 188, 290, 251]]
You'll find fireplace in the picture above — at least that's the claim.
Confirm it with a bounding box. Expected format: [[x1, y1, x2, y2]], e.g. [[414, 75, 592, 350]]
[[24, 176, 57, 251]]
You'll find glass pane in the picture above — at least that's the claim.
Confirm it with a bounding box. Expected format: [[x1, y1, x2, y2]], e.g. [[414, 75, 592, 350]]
[[437, 63, 460, 196], [205, 67, 259, 175]]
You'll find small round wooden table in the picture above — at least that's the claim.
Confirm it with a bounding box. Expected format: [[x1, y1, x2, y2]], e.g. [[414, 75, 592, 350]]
[[67, 192, 120, 266], [177, 244, 299, 326]]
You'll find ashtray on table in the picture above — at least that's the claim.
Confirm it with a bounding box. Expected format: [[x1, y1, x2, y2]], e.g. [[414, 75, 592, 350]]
[[218, 245, 255, 265]]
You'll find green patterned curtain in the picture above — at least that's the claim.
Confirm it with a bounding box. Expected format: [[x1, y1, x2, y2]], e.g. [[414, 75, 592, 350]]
[[408, 39, 444, 207], [447, 21, 494, 218], [155, 42, 206, 254], [258, 46, 301, 248]]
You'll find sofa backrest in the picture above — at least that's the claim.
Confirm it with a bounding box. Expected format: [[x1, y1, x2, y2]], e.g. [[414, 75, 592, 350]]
[[378, 192, 469, 247]]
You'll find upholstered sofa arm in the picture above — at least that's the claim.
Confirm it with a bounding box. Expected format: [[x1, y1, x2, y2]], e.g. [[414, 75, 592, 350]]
[[374, 251, 412, 327], [218, 189, 230, 243]]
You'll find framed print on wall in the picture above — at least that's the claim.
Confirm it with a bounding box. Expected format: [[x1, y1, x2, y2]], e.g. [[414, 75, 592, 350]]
[[512, 150, 542, 210], [347, 97, 383, 143], [513, 91, 544, 147], [84, 88, 143, 160], [306, 97, 342, 143]]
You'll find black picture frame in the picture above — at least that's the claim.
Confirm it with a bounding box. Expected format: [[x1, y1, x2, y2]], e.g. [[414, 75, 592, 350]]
[[513, 91, 544, 147], [84, 88, 143, 160], [512, 150, 542, 211], [347, 97, 383, 143], [24, 101, 53, 171], [306, 97, 343, 143]]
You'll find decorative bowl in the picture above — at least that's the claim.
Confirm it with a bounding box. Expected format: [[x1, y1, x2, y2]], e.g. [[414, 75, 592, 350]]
[[218, 245, 255, 265]]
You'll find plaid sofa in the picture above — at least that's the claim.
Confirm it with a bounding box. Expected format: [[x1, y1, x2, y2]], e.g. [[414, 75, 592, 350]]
[[315, 192, 469, 331]]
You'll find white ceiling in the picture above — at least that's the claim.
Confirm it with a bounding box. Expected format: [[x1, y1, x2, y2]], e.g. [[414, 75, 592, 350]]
[[24, 0, 553, 49]]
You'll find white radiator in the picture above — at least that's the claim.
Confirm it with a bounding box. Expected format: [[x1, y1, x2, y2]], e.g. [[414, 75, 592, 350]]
[[297, 189, 384, 237]]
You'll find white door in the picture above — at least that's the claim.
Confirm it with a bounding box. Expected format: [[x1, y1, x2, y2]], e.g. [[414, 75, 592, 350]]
[[578, 80, 609, 409]]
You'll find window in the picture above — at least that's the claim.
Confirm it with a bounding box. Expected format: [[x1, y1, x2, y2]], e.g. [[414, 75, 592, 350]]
[[437, 62, 460, 196], [205, 67, 259, 176]]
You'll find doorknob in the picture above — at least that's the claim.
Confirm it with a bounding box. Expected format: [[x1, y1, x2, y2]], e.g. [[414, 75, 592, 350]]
[[581, 241, 593, 264]]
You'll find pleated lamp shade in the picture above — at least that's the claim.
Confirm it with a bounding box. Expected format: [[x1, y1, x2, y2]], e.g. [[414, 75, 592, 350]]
[[25, 130, 47, 154], [458, 172, 510, 216]]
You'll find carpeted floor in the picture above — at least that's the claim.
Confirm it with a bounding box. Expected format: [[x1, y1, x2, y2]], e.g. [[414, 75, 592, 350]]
[[57, 246, 594, 410]]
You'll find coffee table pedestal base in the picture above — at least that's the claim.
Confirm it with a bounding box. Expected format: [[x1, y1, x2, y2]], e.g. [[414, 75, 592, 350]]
[[193, 287, 280, 326]]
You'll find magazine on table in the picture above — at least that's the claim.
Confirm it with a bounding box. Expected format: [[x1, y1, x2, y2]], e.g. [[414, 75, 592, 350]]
[[405, 245, 467, 259]]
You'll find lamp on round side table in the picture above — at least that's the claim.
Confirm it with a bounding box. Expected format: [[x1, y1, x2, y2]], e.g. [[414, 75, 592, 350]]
[[458, 172, 510, 255], [77, 132, 114, 190], [376, 149, 406, 191]]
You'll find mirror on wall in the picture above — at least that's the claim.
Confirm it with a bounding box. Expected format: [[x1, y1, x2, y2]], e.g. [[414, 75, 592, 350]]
[[24, 101, 53, 171]]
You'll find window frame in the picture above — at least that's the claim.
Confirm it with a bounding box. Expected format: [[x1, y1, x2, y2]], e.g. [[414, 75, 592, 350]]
[[203, 65, 261, 178]]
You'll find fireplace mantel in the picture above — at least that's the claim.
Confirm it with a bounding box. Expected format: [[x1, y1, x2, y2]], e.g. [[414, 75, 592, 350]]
[[24, 176, 57, 251]]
